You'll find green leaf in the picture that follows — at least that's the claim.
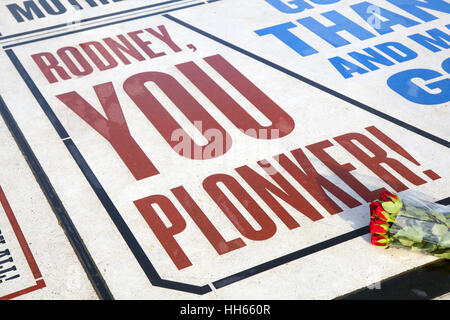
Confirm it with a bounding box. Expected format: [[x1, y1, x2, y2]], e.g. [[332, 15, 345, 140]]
[[438, 232, 450, 248], [401, 205, 430, 221], [411, 243, 424, 251], [432, 224, 448, 238], [421, 242, 438, 253], [382, 201, 402, 215], [432, 211, 448, 225], [433, 251, 450, 259], [394, 225, 424, 243], [396, 237, 415, 247]]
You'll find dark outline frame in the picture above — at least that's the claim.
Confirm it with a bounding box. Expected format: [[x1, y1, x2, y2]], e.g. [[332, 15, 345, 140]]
[[0, 1, 448, 298], [0, 186, 46, 300], [0, 0, 207, 40]]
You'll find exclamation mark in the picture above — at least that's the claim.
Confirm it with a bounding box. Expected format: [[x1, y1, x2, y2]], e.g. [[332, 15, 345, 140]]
[[5, 274, 20, 281], [365, 126, 441, 181], [0, 261, 17, 284]]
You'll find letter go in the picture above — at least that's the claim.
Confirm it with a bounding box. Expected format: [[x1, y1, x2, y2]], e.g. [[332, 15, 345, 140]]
[[264, 0, 340, 14], [387, 57, 450, 105]]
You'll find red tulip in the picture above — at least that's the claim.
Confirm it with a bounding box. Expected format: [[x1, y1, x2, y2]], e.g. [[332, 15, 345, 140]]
[[369, 220, 389, 235], [370, 201, 390, 221], [371, 234, 389, 246], [371, 216, 388, 225], [379, 191, 398, 202]]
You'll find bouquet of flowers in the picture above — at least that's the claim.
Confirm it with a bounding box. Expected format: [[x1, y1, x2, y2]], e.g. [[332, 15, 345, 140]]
[[369, 191, 450, 259]]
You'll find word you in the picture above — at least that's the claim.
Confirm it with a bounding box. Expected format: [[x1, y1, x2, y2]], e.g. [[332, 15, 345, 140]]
[[31, 25, 294, 181]]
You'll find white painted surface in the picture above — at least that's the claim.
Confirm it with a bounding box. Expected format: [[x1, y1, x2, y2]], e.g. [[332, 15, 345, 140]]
[[435, 292, 450, 300], [0, 0, 448, 299], [0, 0, 203, 38], [171, 0, 450, 138], [0, 118, 98, 299]]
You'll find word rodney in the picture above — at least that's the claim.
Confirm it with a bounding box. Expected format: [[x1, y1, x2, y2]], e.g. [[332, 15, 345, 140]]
[[32, 25, 183, 83]]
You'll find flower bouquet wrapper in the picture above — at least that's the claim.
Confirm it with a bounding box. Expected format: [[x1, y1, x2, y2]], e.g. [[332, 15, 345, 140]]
[[369, 191, 450, 259]]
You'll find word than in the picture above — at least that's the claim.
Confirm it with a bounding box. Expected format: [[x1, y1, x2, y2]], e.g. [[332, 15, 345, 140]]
[[256, 0, 450, 57]]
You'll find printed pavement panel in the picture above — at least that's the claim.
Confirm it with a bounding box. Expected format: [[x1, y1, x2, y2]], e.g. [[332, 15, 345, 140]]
[[0, 0, 448, 300]]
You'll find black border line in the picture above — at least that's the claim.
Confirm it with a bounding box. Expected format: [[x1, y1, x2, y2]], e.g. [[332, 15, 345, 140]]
[[163, 14, 450, 293], [0, 96, 113, 300], [6, 45, 450, 296], [2, 1, 208, 49], [0, 0, 193, 41], [4, 49, 212, 296], [340, 198, 450, 300], [163, 14, 450, 149], [214, 197, 450, 289], [1, 4, 448, 297], [214, 226, 368, 289]]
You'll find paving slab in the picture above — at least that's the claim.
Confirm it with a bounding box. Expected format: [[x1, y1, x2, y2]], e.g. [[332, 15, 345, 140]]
[[0, 0, 448, 300], [0, 112, 98, 299]]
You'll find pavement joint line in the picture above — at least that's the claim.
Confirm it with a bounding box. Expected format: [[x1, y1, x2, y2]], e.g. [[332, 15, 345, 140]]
[[0, 95, 114, 300]]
